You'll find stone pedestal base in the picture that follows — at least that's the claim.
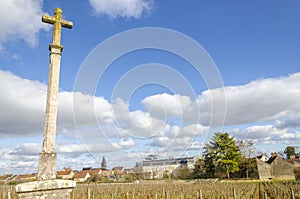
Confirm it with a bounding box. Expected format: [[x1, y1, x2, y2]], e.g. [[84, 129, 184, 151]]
[[38, 152, 57, 180], [16, 180, 76, 199]]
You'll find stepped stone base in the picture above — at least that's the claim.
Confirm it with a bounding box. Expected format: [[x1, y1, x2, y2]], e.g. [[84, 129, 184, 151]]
[[16, 180, 76, 199]]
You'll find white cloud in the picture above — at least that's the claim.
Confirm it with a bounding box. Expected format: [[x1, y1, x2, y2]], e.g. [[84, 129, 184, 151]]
[[276, 112, 300, 129], [0, 70, 46, 136], [112, 98, 166, 138], [142, 73, 300, 127], [188, 141, 204, 150], [221, 73, 300, 125], [229, 124, 300, 148], [0, 144, 40, 174], [1, 69, 300, 174], [0, 70, 114, 137], [112, 138, 135, 148], [229, 125, 286, 140], [150, 139, 203, 155], [278, 132, 300, 140], [150, 136, 169, 147], [2, 70, 300, 141], [149, 124, 208, 152], [9, 143, 40, 156], [69, 91, 113, 125], [89, 0, 153, 19], [141, 92, 222, 126], [129, 110, 152, 128], [142, 93, 192, 120], [57, 143, 118, 154], [177, 124, 208, 138], [0, 0, 48, 48]]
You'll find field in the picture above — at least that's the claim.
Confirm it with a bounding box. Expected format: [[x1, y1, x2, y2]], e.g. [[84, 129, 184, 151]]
[[1, 180, 299, 199]]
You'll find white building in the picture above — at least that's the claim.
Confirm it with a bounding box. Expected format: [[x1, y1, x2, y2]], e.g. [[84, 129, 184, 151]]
[[142, 156, 199, 179]]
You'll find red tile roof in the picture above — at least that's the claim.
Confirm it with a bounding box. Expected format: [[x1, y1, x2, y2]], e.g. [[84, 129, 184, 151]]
[[74, 171, 90, 179]]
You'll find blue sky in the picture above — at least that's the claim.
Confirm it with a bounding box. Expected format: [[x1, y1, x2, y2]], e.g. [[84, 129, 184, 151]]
[[0, 0, 300, 175]]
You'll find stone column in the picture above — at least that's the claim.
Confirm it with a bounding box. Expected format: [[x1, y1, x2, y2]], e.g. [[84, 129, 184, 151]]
[[37, 44, 62, 181], [16, 8, 76, 199]]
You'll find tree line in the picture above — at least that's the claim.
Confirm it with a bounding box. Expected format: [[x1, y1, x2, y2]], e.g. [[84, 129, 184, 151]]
[[174, 132, 298, 180]]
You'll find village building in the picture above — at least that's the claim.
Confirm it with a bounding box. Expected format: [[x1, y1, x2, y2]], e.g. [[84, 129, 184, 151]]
[[142, 156, 198, 179], [112, 166, 124, 172], [57, 168, 74, 180], [257, 154, 269, 162], [111, 167, 126, 181], [17, 174, 37, 182], [256, 153, 295, 180], [0, 174, 18, 183], [73, 171, 91, 182], [74, 169, 107, 182], [100, 170, 114, 178]]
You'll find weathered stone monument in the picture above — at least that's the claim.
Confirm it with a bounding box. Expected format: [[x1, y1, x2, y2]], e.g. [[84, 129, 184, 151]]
[[16, 8, 76, 198]]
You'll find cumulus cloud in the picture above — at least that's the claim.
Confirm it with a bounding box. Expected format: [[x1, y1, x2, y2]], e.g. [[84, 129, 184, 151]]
[[57, 143, 118, 154], [0, 144, 39, 174], [229, 124, 300, 148], [221, 73, 300, 125], [89, 0, 153, 19], [70, 91, 113, 125], [2, 70, 300, 140], [142, 93, 193, 119], [276, 112, 300, 129], [142, 91, 223, 126], [0, 70, 115, 137], [112, 98, 166, 138], [142, 73, 300, 127], [2, 70, 300, 139], [0, 70, 46, 136], [149, 124, 208, 153], [176, 124, 208, 138], [0, 0, 48, 49], [9, 143, 40, 156], [229, 125, 286, 140], [112, 138, 135, 149], [1, 69, 300, 174]]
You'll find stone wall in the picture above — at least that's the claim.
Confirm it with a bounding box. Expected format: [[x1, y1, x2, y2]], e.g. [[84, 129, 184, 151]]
[[256, 159, 272, 180], [256, 156, 295, 180], [271, 156, 295, 180]]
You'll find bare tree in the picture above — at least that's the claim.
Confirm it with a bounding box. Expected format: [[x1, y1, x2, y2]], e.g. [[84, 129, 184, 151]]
[[237, 140, 256, 178]]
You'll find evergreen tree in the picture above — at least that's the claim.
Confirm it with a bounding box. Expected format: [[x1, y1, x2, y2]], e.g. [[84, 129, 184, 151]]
[[203, 132, 241, 179], [192, 158, 206, 179], [204, 153, 216, 177], [101, 156, 107, 170]]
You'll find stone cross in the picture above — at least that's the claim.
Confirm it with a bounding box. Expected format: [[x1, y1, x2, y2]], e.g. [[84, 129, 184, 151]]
[[16, 8, 75, 199], [38, 8, 73, 181], [42, 8, 73, 47]]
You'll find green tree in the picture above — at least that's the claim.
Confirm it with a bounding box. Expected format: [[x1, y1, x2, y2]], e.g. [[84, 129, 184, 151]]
[[284, 146, 296, 159], [173, 164, 191, 179], [192, 158, 206, 179], [232, 158, 258, 179], [204, 132, 241, 179], [204, 154, 216, 177]]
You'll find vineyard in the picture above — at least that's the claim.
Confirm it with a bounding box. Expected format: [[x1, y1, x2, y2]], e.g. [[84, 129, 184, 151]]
[[0, 180, 299, 199]]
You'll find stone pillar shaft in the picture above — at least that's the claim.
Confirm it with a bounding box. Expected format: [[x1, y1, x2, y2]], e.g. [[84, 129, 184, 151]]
[[37, 44, 63, 181], [42, 45, 62, 153]]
